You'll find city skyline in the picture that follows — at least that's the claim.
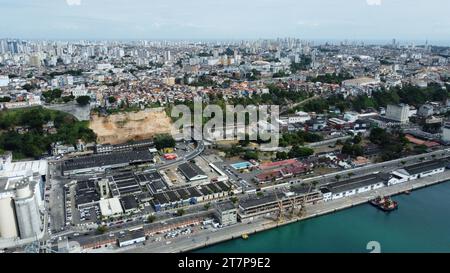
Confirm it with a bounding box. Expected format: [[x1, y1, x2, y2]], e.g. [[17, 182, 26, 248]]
[[1, 0, 450, 42]]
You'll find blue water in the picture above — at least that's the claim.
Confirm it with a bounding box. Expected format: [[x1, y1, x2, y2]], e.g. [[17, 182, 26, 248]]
[[195, 182, 450, 253], [231, 162, 252, 170]]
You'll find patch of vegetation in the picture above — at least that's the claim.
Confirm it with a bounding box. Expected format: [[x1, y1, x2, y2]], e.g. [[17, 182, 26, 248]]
[[76, 95, 91, 106], [0, 107, 96, 159], [154, 134, 176, 150]]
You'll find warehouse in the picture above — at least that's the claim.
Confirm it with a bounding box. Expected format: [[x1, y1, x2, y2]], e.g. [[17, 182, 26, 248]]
[[238, 189, 322, 220], [120, 195, 139, 214], [320, 174, 387, 201], [178, 162, 208, 182], [402, 160, 446, 179], [63, 150, 154, 176], [99, 197, 124, 217], [117, 229, 146, 248], [150, 181, 233, 212], [214, 200, 237, 226], [74, 180, 101, 209], [108, 172, 142, 197]]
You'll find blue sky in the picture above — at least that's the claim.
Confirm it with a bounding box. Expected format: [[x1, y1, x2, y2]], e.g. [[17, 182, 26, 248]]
[[1, 0, 450, 42]]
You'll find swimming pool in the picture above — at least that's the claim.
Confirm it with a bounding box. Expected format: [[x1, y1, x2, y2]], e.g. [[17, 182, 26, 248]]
[[231, 161, 252, 170]]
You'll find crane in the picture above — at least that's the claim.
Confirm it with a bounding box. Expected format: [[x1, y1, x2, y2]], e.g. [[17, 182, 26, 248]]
[[297, 182, 314, 217], [273, 190, 284, 223]]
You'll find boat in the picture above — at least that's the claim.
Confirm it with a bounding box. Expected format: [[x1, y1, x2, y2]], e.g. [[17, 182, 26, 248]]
[[404, 190, 411, 195], [242, 234, 249, 240], [370, 196, 398, 212]]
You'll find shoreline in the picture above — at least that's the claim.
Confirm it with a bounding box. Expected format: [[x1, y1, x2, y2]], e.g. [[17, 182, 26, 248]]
[[181, 171, 450, 253]]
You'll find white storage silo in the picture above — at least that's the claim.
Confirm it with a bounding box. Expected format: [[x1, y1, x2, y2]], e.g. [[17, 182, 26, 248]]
[[14, 180, 42, 239], [0, 193, 19, 239]]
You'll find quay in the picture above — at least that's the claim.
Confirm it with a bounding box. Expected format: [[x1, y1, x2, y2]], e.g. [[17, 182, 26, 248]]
[[120, 169, 450, 253]]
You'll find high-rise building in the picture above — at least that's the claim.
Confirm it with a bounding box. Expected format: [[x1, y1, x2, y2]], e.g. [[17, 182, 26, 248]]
[[442, 125, 450, 142], [386, 104, 409, 123], [165, 50, 171, 62]]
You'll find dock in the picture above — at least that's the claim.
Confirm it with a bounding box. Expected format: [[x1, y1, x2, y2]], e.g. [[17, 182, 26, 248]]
[[120, 170, 450, 253]]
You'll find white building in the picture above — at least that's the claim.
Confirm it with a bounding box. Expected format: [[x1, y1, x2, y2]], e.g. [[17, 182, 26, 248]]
[[342, 77, 380, 88], [71, 85, 88, 97], [288, 111, 311, 124], [214, 200, 237, 226], [389, 161, 446, 186], [96, 63, 114, 70], [99, 197, 123, 217], [0, 153, 47, 242], [385, 104, 409, 124], [321, 174, 386, 202], [442, 125, 450, 142], [0, 75, 9, 87]]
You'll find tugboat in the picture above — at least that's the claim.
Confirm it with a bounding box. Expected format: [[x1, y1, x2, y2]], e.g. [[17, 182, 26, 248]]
[[370, 196, 398, 212]]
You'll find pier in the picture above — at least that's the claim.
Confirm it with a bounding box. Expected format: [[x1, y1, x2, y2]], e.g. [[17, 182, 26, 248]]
[[120, 170, 450, 253]]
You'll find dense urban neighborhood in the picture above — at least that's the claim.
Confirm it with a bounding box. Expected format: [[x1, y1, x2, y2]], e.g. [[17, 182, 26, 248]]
[[2, 38, 450, 253]]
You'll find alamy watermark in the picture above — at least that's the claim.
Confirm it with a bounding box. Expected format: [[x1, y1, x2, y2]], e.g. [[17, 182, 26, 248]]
[[170, 98, 280, 150]]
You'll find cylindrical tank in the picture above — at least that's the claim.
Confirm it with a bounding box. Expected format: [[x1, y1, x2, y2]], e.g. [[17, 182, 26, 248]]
[[14, 180, 42, 239], [0, 194, 19, 239], [15, 181, 32, 199]]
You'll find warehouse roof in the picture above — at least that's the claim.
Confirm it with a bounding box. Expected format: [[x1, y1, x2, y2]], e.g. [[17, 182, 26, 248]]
[[404, 160, 447, 175], [178, 162, 207, 181], [63, 150, 154, 172]]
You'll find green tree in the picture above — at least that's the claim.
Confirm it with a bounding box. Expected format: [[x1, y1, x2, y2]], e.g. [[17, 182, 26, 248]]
[[76, 96, 91, 106], [147, 215, 156, 223], [154, 134, 176, 150], [176, 209, 186, 216], [96, 225, 108, 234], [243, 150, 258, 161], [108, 96, 117, 104], [276, 151, 288, 160], [288, 145, 314, 158]]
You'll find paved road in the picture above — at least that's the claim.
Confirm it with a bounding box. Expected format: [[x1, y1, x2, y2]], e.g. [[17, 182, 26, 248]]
[[269, 148, 450, 189], [44, 102, 91, 121], [158, 140, 205, 170], [48, 163, 66, 233]]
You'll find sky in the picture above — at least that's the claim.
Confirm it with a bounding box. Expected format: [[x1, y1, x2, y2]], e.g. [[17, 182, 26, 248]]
[[1, 0, 450, 43]]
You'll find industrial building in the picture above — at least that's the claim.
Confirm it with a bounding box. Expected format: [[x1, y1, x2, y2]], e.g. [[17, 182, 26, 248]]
[[120, 195, 139, 214], [107, 170, 168, 197], [95, 139, 154, 154], [108, 171, 143, 197], [321, 160, 448, 200], [388, 160, 447, 186], [74, 180, 101, 209], [62, 150, 155, 175], [151, 181, 232, 212], [214, 200, 237, 226], [117, 229, 146, 248], [99, 197, 124, 217], [0, 153, 47, 242], [238, 188, 322, 220], [320, 174, 387, 201], [178, 162, 208, 182]]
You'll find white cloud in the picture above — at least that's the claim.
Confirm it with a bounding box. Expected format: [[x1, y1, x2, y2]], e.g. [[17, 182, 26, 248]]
[[66, 0, 81, 6], [366, 0, 382, 6]]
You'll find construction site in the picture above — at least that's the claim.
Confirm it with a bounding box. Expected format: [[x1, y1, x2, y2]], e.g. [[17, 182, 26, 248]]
[[89, 108, 173, 145]]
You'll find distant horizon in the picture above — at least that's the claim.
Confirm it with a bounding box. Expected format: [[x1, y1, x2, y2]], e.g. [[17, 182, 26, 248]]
[[2, 37, 450, 47]]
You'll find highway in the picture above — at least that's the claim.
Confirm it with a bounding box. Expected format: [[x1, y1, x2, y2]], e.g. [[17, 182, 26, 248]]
[[158, 140, 205, 170]]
